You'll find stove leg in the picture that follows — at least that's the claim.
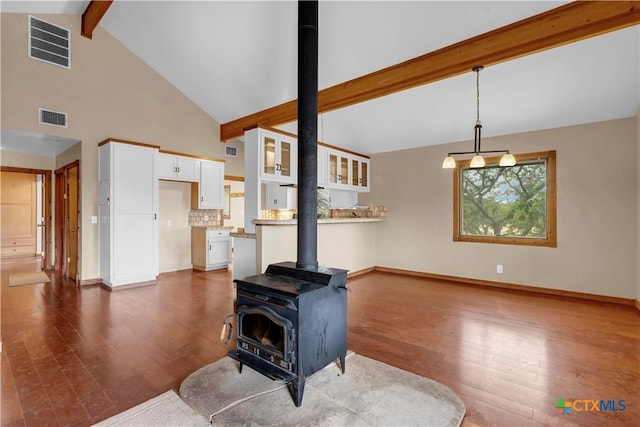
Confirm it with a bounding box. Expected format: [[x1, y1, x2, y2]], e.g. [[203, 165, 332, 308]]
[[289, 377, 306, 407], [339, 354, 346, 374]]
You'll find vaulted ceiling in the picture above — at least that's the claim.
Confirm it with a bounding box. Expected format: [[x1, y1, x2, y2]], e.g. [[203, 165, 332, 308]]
[[2, 1, 639, 156]]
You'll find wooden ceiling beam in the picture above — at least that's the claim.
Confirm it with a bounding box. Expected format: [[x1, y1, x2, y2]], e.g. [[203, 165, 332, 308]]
[[221, 1, 640, 141], [81, 0, 113, 39]]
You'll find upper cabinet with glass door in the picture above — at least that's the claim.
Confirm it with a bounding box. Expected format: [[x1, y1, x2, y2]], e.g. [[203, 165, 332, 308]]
[[326, 149, 350, 189], [324, 147, 370, 192], [350, 156, 370, 192], [260, 130, 297, 184]]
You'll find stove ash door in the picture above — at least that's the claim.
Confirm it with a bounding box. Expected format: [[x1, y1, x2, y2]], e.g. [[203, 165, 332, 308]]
[[236, 305, 295, 372]]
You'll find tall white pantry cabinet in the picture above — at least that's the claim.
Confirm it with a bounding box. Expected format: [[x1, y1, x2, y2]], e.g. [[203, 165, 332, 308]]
[[99, 140, 159, 287]]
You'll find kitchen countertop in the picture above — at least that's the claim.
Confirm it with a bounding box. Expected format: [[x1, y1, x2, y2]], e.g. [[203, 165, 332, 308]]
[[253, 218, 385, 225], [231, 232, 256, 239], [191, 226, 234, 230]]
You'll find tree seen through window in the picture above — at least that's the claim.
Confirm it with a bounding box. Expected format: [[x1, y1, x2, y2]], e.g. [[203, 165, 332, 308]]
[[453, 150, 556, 247], [461, 162, 546, 238]]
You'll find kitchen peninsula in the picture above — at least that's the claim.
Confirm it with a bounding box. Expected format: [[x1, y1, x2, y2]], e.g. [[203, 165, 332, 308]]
[[253, 217, 384, 274], [232, 216, 385, 280]]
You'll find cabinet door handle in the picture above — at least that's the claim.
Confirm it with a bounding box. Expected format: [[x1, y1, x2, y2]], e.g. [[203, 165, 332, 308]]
[[177, 166, 180, 173], [201, 196, 204, 202], [154, 214, 157, 220], [209, 245, 212, 251], [274, 199, 278, 204]]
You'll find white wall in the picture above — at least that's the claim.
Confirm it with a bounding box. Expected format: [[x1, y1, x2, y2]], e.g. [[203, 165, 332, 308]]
[[0, 151, 55, 170], [361, 118, 638, 299], [637, 107, 640, 303], [158, 181, 192, 273]]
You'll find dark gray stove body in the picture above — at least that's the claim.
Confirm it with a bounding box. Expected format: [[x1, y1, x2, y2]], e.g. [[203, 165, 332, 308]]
[[228, 262, 348, 406]]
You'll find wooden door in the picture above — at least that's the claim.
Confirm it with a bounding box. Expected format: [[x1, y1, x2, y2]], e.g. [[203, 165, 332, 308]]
[[1, 167, 53, 267], [0, 172, 37, 258], [67, 164, 79, 280]]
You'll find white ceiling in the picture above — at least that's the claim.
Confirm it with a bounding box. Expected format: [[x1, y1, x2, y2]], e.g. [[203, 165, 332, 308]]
[[2, 1, 639, 156], [0, 128, 79, 157]]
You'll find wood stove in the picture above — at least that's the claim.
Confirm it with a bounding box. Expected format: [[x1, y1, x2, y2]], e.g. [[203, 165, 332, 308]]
[[228, 262, 348, 406]]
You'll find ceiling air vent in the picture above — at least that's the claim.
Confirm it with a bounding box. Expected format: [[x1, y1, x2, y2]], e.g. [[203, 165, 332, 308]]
[[39, 108, 68, 128], [225, 145, 238, 157], [28, 15, 70, 69]]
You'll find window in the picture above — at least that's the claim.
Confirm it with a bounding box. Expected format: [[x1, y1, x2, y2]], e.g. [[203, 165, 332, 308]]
[[453, 151, 556, 247], [223, 185, 231, 219]]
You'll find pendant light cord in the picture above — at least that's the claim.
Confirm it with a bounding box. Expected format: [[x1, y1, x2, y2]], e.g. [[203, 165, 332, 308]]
[[476, 67, 481, 126]]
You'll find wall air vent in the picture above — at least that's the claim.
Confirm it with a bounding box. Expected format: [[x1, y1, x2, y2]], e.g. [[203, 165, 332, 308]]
[[225, 145, 238, 157], [39, 108, 68, 128], [28, 15, 70, 69]]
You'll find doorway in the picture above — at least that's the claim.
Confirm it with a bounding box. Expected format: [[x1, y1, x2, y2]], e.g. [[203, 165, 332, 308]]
[[0, 167, 52, 268], [55, 161, 80, 281]]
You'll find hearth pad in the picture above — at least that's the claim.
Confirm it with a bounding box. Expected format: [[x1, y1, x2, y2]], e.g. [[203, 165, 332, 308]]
[[179, 352, 466, 426]]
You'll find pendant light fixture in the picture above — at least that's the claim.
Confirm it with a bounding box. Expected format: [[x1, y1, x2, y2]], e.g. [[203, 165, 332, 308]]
[[442, 66, 516, 169]]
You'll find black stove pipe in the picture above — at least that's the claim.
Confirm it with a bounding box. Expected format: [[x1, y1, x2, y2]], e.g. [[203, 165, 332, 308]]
[[296, 0, 318, 270]]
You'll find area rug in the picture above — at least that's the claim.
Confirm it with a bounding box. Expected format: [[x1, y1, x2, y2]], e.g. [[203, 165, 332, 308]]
[[180, 352, 466, 426], [8, 271, 50, 287], [92, 390, 210, 426]]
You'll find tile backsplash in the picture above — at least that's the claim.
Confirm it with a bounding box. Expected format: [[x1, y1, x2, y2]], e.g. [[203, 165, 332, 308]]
[[330, 206, 387, 219], [259, 206, 387, 220], [260, 209, 295, 220], [189, 209, 223, 227]]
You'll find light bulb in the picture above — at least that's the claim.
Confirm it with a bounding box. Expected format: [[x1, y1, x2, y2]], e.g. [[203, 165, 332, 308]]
[[499, 153, 516, 167], [442, 156, 456, 169], [470, 155, 485, 168]]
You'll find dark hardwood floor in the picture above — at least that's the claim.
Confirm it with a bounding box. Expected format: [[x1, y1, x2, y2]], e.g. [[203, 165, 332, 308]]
[[1, 258, 638, 426]]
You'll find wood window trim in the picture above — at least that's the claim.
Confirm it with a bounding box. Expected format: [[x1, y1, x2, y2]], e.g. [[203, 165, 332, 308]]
[[453, 150, 557, 247]]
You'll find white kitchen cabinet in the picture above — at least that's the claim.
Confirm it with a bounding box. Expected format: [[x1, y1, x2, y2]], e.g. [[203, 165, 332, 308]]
[[99, 140, 159, 287], [193, 160, 224, 209], [317, 145, 328, 187], [327, 149, 351, 189], [244, 126, 370, 233], [260, 130, 297, 184], [324, 148, 370, 192], [232, 235, 257, 280], [158, 152, 200, 182], [191, 228, 231, 271], [350, 156, 370, 192], [263, 183, 296, 210]]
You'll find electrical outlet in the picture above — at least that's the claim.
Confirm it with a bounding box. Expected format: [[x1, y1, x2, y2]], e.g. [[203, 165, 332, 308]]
[[167, 219, 173, 227], [204, 214, 209, 221], [91, 215, 98, 224], [496, 264, 503, 274]]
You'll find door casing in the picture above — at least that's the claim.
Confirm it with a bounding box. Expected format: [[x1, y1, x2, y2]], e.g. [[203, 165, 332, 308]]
[[54, 160, 80, 279]]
